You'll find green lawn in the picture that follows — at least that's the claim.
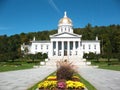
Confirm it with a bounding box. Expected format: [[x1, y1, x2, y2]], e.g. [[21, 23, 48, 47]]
[[90, 58, 120, 71], [99, 65, 120, 71], [0, 62, 35, 72], [0, 58, 43, 72], [76, 73, 96, 90], [0, 64, 34, 72]]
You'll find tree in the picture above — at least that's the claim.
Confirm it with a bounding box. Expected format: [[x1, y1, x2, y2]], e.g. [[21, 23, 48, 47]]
[[36, 52, 42, 60], [105, 40, 112, 65], [0, 24, 120, 62], [95, 54, 100, 62], [83, 53, 88, 59], [82, 23, 93, 40], [29, 54, 35, 62], [42, 53, 48, 59], [83, 52, 96, 60]]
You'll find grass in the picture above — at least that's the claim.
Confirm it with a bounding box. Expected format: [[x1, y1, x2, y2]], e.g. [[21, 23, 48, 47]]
[[99, 65, 120, 71], [75, 73, 96, 90], [0, 58, 44, 72], [0, 60, 39, 72], [28, 72, 96, 90], [0, 63, 34, 72], [89, 58, 120, 71]]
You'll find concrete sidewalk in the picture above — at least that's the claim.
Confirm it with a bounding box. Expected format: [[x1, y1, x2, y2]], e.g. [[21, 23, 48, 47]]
[[0, 65, 120, 90], [0, 66, 56, 90], [78, 66, 120, 90]]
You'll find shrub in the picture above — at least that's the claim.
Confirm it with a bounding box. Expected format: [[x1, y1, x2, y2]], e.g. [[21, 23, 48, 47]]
[[56, 60, 75, 80]]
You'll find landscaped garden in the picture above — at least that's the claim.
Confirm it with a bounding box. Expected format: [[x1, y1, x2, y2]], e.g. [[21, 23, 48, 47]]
[[0, 59, 43, 72], [28, 60, 96, 90], [90, 58, 120, 71], [83, 52, 120, 71], [0, 52, 48, 72], [0, 61, 34, 72]]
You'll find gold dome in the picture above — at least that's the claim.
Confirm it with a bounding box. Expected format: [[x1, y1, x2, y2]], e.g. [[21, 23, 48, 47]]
[[59, 12, 72, 24]]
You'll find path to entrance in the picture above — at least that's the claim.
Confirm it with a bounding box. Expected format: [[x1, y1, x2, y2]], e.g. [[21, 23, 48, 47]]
[[0, 65, 120, 90], [78, 66, 120, 90], [0, 66, 56, 90]]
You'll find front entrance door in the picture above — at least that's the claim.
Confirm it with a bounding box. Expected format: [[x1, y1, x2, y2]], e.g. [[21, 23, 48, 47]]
[[64, 50, 67, 56], [64, 42, 67, 56]]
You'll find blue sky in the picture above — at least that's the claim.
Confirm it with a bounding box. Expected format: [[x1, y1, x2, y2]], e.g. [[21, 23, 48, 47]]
[[0, 0, 120, 36]]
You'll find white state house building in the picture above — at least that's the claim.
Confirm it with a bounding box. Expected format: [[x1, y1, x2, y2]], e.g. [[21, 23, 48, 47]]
[[21, 12, 100, 59]]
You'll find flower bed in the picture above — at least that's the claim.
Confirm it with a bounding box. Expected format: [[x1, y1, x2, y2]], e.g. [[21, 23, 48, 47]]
[[37, 60, 86, 90], [38, 75, 85, 90]]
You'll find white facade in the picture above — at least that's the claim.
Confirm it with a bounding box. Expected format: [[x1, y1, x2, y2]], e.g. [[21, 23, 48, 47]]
[[21, 12, 100, 58]]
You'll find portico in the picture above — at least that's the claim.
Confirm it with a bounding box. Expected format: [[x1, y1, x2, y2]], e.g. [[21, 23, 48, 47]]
[[52, 40, 81, 56], [50, 32, 82, 58]]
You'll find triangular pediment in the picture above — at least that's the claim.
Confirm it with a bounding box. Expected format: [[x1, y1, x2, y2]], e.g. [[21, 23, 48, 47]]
[[50, 32, 81, 38]]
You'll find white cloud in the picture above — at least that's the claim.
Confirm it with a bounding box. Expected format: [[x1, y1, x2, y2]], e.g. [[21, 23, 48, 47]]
[[48, 0, 61, 14]]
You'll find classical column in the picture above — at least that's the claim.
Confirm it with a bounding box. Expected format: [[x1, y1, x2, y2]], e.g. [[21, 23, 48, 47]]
[[67, 41, 70, 56], [73, 41, 75, 55], [51, 41, 53, 56], [56, 41, 58, 56], [62, 41, 64, 56], [78, 41, 80, 55]]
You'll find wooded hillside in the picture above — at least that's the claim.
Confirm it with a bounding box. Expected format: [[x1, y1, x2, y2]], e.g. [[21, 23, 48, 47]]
[[0, 24, 120, 61]]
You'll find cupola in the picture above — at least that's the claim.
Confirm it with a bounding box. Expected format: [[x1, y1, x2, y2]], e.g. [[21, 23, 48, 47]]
[[58, 11, 73, 34]]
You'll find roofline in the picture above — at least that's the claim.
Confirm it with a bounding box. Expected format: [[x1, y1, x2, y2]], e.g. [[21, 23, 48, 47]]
[[82, 40, 100, 42], [31, 40, 50, 43], [50, 32, 82, 38]]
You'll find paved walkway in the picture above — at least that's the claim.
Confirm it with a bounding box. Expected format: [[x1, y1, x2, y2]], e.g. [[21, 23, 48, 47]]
[[0, 65, 120, 90], [0, 66, 56, 90], [78, 66, 120, 90]]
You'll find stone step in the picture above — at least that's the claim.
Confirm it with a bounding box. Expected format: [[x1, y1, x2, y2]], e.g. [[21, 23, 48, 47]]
[[49, 56, 83, 60], [45, 57, 88, 66]]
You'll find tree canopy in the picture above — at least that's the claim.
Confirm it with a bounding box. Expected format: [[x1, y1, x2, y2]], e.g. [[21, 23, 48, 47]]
[[0, 24, 120, 61]]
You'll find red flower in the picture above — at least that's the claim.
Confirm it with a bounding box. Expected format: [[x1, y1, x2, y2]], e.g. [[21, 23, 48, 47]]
[[57, 80, 66, 89]]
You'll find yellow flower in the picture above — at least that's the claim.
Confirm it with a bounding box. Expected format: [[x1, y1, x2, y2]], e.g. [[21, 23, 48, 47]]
[[47, 76, 56, 80], [66, 80, 85, 89], [38, 81, 57, 89], [38, 75, 85, 89], [72, 75, 79, 79]]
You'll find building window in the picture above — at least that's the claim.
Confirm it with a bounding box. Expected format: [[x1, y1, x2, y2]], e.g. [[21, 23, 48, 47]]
[[58, 42, 61, 50], [64, 42, 67, 50], [46, 45, 48, 49], [83, 51, 85, 54], [70, 51, 72, 56], [80, 41, 82, 46], [35, 45, 37, 50], [75, 41, 78, 49], [53, 42, 56, 49], [94, 45, 96, 49], [61, 28, 63, 32], [41, 45, 43, 49], [53, 51, 56, 55], [83, 44, 85, 49], [76, 51, 77, 55], [70, 42, 73, 50], [69, 28, 70, 32], [89, 45, 91, 49], [58, 51, 61, 56]]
